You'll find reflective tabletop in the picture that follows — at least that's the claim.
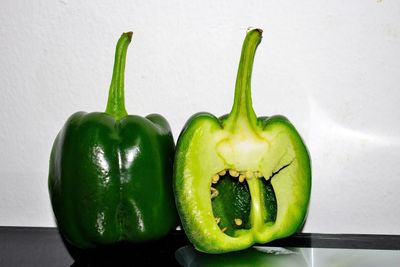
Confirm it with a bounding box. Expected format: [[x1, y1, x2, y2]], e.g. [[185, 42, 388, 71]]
[[1, 227, 399, 266]]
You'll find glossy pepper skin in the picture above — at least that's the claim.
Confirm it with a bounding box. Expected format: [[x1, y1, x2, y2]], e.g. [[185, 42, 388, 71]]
[[48, 32, 177, 249], [173, 28, 311, 253]]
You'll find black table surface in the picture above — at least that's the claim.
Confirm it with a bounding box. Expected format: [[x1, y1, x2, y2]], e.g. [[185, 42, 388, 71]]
[[1, 226, 399, 266]]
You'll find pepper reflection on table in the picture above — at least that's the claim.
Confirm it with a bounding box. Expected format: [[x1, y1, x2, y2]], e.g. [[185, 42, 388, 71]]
[[176, 245, 308, 267]]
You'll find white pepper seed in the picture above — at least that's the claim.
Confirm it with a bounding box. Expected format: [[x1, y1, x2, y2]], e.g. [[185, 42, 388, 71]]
[[229, 169, 239, 177], [218, 170, 226, 176], [211, 187, 219, 199], [234, 218, 243, 226], [212, 174, 220, 184]]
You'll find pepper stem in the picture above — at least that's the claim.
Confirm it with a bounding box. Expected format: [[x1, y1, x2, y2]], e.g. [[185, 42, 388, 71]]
[[226, 28, 262, 131], [105, 32, 133, 120]]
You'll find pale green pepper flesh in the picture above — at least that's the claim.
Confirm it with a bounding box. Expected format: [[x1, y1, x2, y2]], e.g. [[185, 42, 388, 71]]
[[173, 28, 311, 253]]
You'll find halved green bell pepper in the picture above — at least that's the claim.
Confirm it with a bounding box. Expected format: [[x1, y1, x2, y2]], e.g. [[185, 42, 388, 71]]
[[173, 28, 311, 253], [48, 32, 177, 248]]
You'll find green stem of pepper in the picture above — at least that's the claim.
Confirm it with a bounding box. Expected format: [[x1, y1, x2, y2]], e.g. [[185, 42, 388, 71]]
[[225, 28, 262, 132], [105, 32, 133, 120]]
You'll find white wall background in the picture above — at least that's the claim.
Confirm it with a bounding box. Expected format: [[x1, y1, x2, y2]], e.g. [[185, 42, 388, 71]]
[[1, 0, 399, 234]]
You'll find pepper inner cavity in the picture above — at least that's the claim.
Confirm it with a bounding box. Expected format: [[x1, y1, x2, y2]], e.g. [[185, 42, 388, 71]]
[[210, 169, 277, 237]]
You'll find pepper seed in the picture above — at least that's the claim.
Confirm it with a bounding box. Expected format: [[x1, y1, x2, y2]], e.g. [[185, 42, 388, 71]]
[[234, 218, 243, 226], [229, 169, 239, 177], [211, 187, 219, 199], [212, 174, 220, 184]]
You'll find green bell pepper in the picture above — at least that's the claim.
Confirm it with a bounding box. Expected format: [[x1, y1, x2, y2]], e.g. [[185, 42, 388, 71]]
[[173, 28, 311, 253], [48, 32, 177, 248]]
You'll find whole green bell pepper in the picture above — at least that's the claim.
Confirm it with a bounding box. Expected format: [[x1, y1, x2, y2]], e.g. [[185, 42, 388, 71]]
[[48, 32, 177, 248], [173, 28, 311, 253]]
